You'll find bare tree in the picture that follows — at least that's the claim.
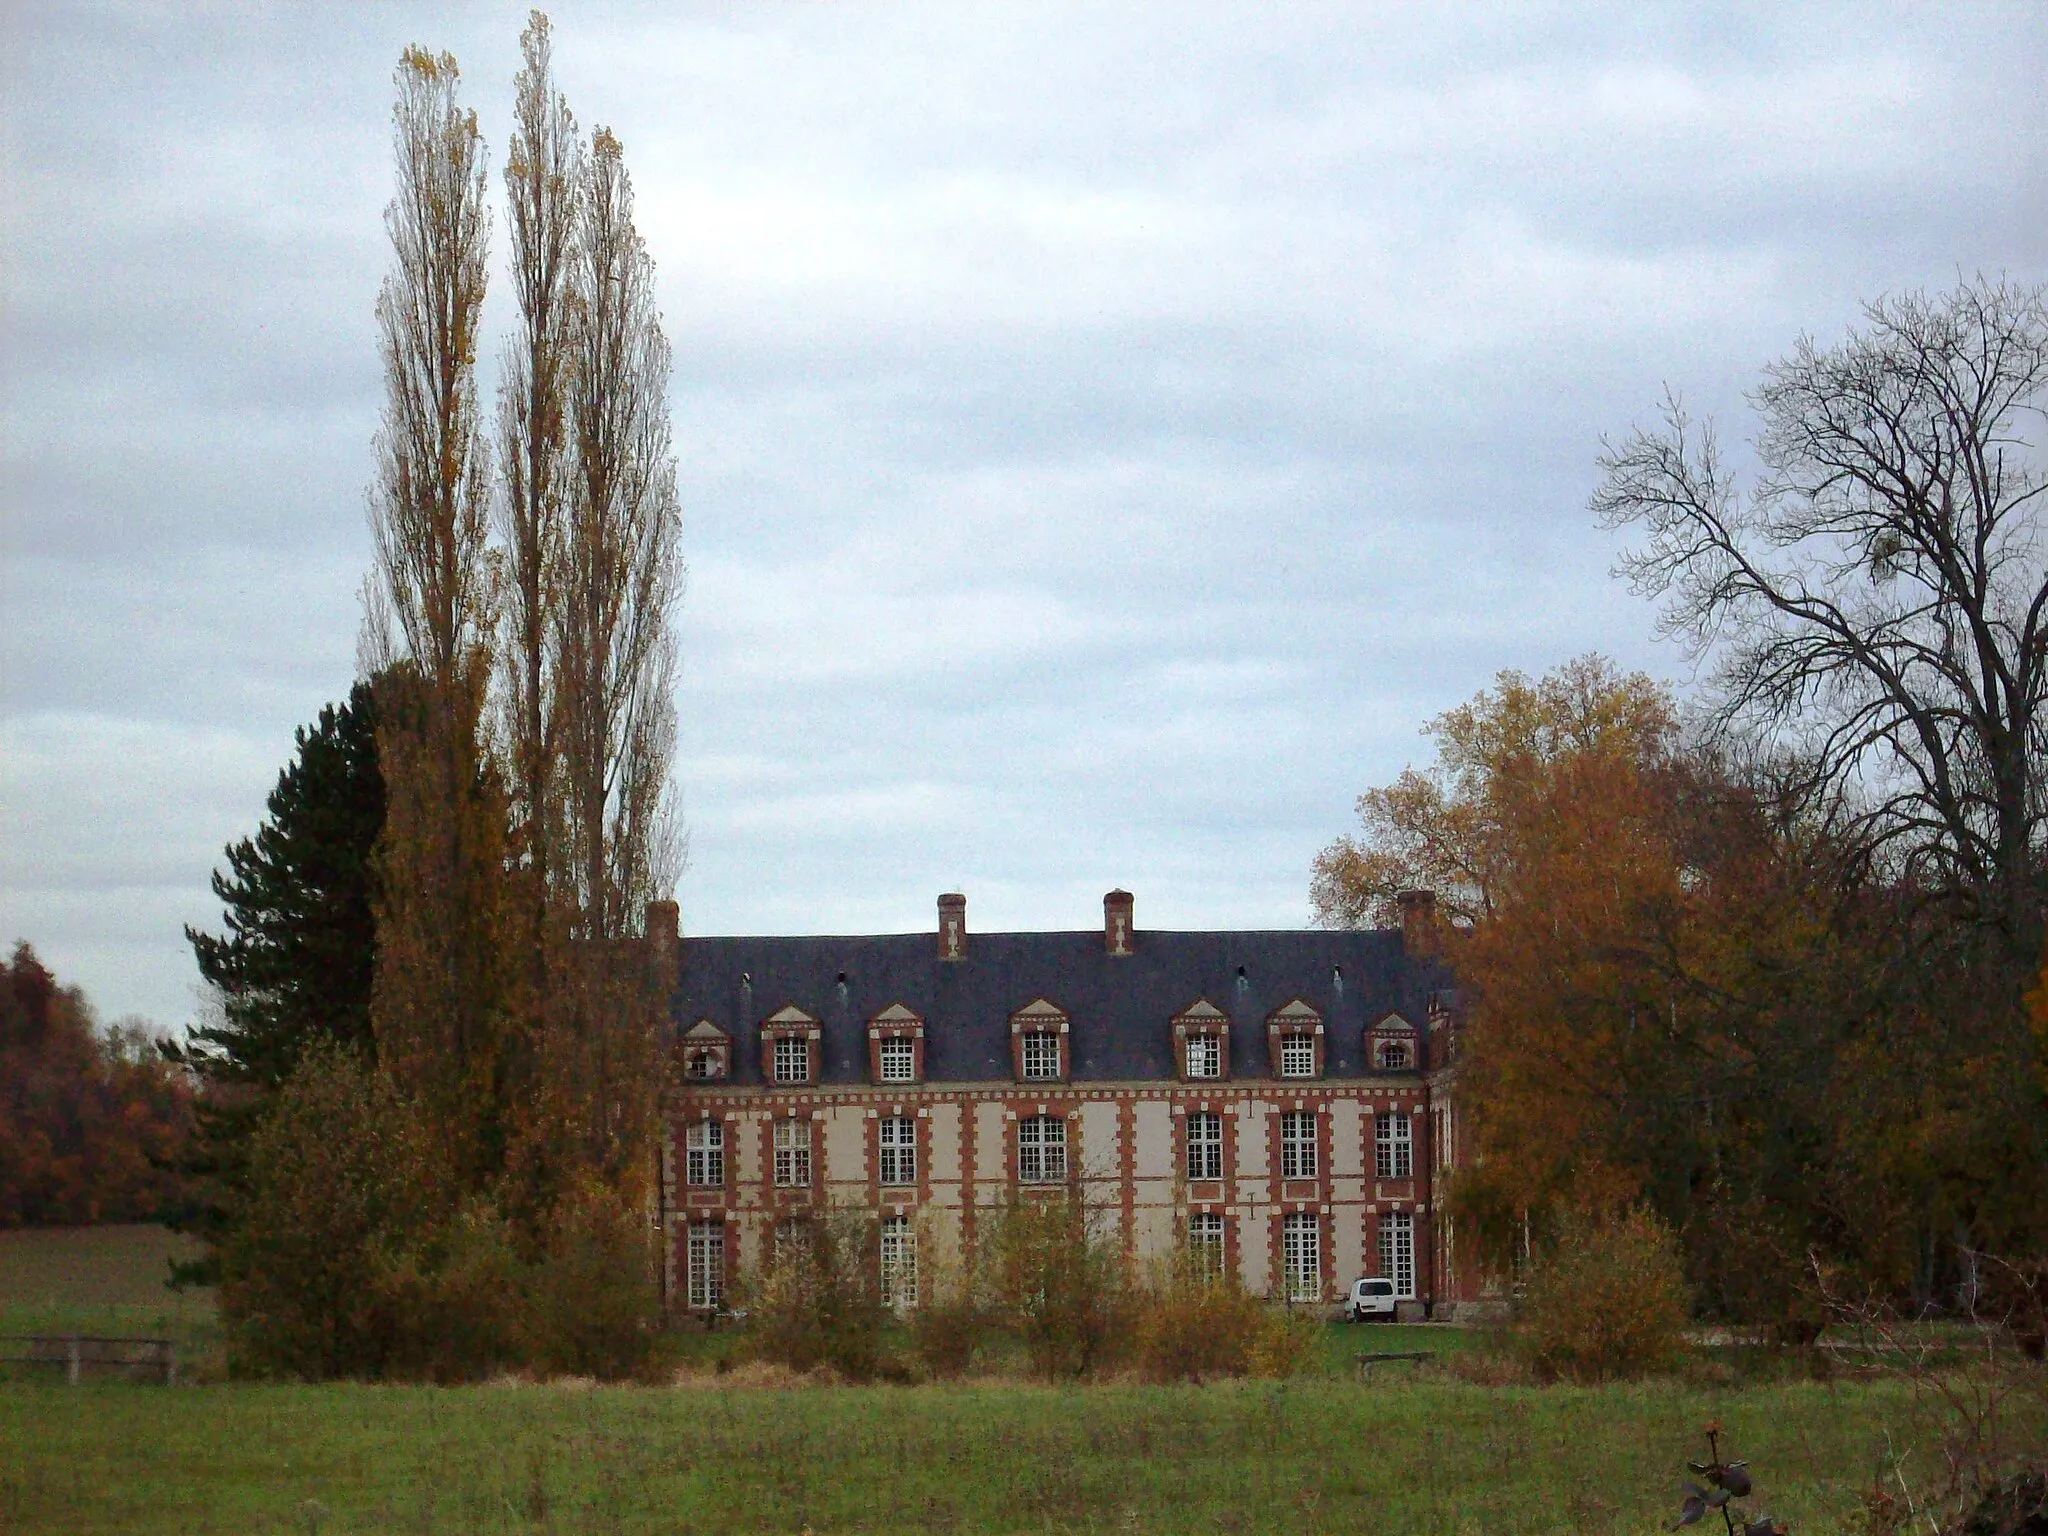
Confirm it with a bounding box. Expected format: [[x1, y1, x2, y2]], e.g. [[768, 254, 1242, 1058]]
[[1594, 279, 2048, 968], [362, 46, 515, 1181], [559, 125, 684, 948], [367, 48, 494, 688], [496, 12, 580, 883]]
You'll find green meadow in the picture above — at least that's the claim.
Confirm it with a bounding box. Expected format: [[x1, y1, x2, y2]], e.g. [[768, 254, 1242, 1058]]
[[0, 1227, 2022, 1535]]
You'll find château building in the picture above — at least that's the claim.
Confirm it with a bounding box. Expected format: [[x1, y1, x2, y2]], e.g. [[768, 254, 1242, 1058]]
[[653, 889, 1472, 1317]]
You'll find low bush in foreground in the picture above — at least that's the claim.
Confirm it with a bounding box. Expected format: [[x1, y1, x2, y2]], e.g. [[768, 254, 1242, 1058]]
[[1513, 1205, 1692, 1382]]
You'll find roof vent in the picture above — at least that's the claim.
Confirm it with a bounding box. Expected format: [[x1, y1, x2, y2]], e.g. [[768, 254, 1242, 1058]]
[[1104, 889, 1134, 957]]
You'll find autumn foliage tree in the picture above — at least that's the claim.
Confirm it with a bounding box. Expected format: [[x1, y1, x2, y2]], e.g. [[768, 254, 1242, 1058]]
[[0, 944, 192, 1227]]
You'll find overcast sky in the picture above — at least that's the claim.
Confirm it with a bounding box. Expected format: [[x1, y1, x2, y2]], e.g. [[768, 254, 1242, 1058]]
[[3, 3, 2044, 1029]]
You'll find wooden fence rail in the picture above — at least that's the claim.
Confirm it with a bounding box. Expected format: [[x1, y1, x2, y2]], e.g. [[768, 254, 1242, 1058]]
[[0, 1335, 177, 1386]]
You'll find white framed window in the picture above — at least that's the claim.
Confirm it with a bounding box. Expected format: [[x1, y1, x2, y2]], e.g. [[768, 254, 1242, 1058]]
[[772, 1035, 810, 1084], [1189, 1212, 1225, 1281], [1435, 1103, 1454, 1173], [1280, 1109, 1318, 1180], [685, 1119, 723, 1186], [1279, 1034, 1317, 1079], [773, 1117, 812, 1187], [1185, 1110, 1223, 1182], [1018, 1114, 1067, 1182], [880, 1215, 918, 1309], [1379, 1210, 1415, 1299], [685, 1047, 723, 1079], [1283, 1211, 1321, 1302], [1184, 1034, 1220, 1079], [878, 1037, 916, 1083], [1021, 1031, 1062, 1080], [686, 1220, 724, 1310], [1377, 1041, 1410, 1072], [1375, 1111, 1413, 1179], [879, 1115, 917, 1186]]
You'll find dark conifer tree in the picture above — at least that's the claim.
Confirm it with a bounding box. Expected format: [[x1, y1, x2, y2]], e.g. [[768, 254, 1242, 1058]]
[[167, 681, 384, 1278]]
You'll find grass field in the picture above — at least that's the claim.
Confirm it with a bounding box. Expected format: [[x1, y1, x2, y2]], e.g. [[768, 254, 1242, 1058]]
[[0, 1227, 2032, 1535]]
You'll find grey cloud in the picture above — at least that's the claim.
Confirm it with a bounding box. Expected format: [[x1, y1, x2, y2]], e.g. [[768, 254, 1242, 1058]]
[[3, 1, 2043, 1025]]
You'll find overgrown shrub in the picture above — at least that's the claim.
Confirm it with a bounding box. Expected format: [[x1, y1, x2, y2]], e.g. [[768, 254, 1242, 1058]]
[[910, 1243, 986, 1378], [219, 1044, 444, 1377], [524, 1171, 662, 1379], [979, 1192, 1130, 1380], [747, 1209, 886, 1380], [1512, 1205, 1691, 1382], [1131, 1250, 1313, 1382]]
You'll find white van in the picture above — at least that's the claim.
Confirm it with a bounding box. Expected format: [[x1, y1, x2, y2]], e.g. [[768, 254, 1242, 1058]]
[[1344, 1276, 1399, 1322]]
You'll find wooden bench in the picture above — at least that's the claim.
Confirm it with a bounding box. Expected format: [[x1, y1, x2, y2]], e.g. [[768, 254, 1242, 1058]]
[[0, 1335, 177, 1386], [1354, 1349, 1434, 1380]]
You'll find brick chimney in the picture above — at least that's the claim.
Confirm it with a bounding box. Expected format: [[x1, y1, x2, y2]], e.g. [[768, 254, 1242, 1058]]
[[645, 899, 680, 973], [1396, 889, 1437, 957], [1104, 889, 1134, 957], [938, 892, 967, 961]]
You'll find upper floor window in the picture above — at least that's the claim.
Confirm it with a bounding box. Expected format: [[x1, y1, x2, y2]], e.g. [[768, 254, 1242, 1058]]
[[1188, 1212, 1225, 1281], [1377, 1041, 1411, 1072], [879, 1116, 917, 1186], [773, 1036, 811, 1085], [879, 1038, 917, 1083], [1280, 1035, 1317, 1079], [1280, 1110, 1318, 1179], [685, 1119, 723, 1186], [685, 1048, 723, 1079], [1021, 1032, 1062, 1081], [1018, 1114, 1067, 1183], [1375, 1111, 1412, 1179], [773, 1118, 812, 1187], [1185, 1035, 1221, 1079], [1186, 1110, 1223, 1181]]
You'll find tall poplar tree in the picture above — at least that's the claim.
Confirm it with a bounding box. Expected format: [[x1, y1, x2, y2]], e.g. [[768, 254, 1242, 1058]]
[[363, 46, 517, 1185], [546, 121, 685, 1186]]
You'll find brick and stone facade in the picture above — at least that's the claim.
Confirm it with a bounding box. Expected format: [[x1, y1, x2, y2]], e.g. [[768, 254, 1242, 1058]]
[[655, 890, 1471, 1316]]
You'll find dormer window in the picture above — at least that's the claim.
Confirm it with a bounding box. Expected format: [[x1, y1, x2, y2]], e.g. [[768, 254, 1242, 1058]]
[[1010, 998, 1070, 1082], [1172, 999, 1230, 1082], [867, 1002, 925, 1085], [1268, 998, 1324, 1079], [774, 1037, 810, 1084], [760, 1005, 820, 1085], [1021, 1032, 1062, 1080], [677, 1019, 731, 1081], [1369, 1012, 1418, 1075]]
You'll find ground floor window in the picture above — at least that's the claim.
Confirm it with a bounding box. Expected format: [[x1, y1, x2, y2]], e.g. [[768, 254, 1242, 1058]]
[[880, 1215, 918, 1309], [686, 1220, 724, 1311], [1189, 1212, 1225, 1281], [1379, 1210, 1415, 1299], [1282, 1212, 1320, 1302]]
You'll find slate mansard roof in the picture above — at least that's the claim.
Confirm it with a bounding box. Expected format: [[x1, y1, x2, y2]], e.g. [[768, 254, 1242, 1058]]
[[665, 926, 1451, 1086]]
